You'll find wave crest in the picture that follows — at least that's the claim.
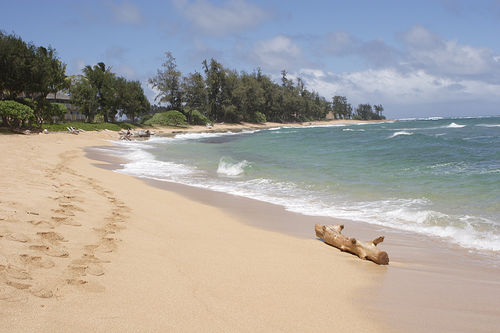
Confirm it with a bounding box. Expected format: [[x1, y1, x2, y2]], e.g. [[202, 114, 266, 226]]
[[342, 128, 365, 132], [217, 157, 250, 176], [388, 131, 413, 138], [447, 122, 465, 128]]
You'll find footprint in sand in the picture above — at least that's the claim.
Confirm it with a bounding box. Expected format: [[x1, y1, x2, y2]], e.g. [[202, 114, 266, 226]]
[[51, 208, 75, 216], [66, 278, 87, 286], [51, 216, 68, 223], [52, 195, 83, 203], [37, 231, 67, 243], [59, 203, 84, 212], [107, 222, 126, 231], [51, 216, 81, 226], [96, 238, 118, 253], [79, 254, 110, 264], [6, 232, 31, 243], [93, 227, 116, 238], [67, 261, 105, 276], [6, 280, 31, 290], [105, 212, 127, 223], [19, 254, 55, 269], [30, 285, 54, 298], [4, 264, 31, 280], [29, 245, 69, 258], [68, 264, 87, 276], [28, 220, 55, 228], [83, 244, 99, 253], [62, 219, 82, 227]]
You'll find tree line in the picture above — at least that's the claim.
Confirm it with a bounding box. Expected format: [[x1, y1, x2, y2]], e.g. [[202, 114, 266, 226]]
[[148, 52, 385, 124], [70, 62, 149, 123], [0, 31, 385, 129], [0, 31, 149, 127], [0, 31, 67, 126]]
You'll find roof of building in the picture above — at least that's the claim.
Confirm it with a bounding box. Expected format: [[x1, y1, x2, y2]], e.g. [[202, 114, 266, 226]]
[[46, 91, 71, 101]]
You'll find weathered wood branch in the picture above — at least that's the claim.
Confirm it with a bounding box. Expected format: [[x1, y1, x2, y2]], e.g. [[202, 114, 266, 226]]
[[315, 224, 389, 265]]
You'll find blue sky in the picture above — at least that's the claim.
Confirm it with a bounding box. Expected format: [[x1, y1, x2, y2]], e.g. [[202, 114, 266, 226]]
[[2, 0, 500, 118]]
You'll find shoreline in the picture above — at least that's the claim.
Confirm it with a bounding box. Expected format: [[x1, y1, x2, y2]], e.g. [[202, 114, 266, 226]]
[[1, 121, 499, 332], [139, 119, 391, 137], [93, 123, 500, 333], [0, 128, 389, 332]]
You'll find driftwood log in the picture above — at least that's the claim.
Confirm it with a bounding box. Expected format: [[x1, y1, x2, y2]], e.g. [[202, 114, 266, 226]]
[[119, 129, 151, 141], [315, 224, 389, 265]]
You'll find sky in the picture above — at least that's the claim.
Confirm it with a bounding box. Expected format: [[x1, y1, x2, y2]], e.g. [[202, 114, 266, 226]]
[[1, 0, 500, 119]]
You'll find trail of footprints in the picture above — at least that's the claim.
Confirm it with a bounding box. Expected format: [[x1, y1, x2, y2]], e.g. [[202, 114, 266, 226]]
[[0, 153, 129, 301]]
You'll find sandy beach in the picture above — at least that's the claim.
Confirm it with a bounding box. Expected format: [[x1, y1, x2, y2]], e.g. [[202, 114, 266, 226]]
[[0, 123, 390, 332], [1, 121, 499, 332]]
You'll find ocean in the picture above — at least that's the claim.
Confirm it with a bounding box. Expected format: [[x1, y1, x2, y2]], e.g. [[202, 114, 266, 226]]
[[113, 116, 500, 253]]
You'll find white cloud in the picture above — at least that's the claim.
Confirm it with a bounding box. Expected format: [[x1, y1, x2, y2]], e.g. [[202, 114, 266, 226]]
[[297, 67, 500, 115], [109, 2, 143, 25], [250, 35, 305, 71], [402, 26, 499, 78], [320, 26, 500, 80], [302, 25, 500, 116], [174, 0, 269, 36]]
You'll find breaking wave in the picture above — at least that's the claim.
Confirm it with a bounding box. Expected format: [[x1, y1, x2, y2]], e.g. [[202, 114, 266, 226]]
[[217, 157, 250, 177], [447, 122, 466, 128], [388, 131, 413, 138]]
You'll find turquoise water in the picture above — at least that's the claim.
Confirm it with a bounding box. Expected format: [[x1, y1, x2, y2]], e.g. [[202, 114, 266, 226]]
[[116, 117, 500, 252]]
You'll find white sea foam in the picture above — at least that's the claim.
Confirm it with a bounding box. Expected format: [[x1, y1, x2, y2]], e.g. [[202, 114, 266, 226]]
[[388, 131, 413, 138], [282, 124, 346, 129], [116, 149, 500, 251], [172, 130, 257, 141], [398, 116, 443, 121], [284, 198, 500, 252], [110, 141, 198, 182], [217, 157, 250, 177], [446, 122, 466, 128], [342, 128, 365, 132], [113, 140, 155, 149], [110, 129, 500, 253]]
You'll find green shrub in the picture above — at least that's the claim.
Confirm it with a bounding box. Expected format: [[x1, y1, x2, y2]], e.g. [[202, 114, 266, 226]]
[[144, 110, 187, 127], [140, 114, 152, 124], [253, 111, 266, 124], [45, 103, 67, 123], [0, 100, 34, 127], [190, 109, 209, 125]]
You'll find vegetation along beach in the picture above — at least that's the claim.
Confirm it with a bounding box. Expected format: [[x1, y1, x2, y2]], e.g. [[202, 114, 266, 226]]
[[1, 1, 500, 332]]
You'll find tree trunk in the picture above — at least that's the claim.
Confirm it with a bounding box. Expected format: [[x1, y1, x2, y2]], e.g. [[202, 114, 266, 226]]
[[315, 224, 389, 265]]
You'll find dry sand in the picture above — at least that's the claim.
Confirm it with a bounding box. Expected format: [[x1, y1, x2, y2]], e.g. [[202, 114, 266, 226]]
[[0, 124, 390, 332]]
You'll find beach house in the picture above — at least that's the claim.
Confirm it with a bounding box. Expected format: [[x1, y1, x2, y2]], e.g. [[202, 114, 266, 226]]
[[45, 91, 85, 121]]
